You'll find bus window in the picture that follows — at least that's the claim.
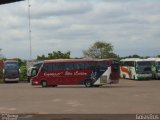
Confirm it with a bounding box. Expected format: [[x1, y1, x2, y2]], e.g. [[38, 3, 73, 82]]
[[96, 61, 107, 69], [64, 63, 74, 70], [42, 63, 52, 72], [53, 63, 64, 71], [84, 62, 95, 70], [74, 62, 85, 70]]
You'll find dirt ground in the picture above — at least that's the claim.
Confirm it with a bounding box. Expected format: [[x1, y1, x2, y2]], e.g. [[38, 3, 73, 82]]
[[0, 79, 160, 119]]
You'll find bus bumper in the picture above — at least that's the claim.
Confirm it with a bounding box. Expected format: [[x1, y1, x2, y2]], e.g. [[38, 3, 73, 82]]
[[155, 73, 160, 79], [4, 78, 19, 82], [137, 74, 152, 80], [31, 80, 40, 85]]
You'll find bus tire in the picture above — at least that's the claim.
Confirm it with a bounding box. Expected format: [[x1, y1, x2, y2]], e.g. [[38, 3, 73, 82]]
[[41, 80, 48, 88], [133, 75, 136, 80], [52, 85, 58, 87], [28, 78, 30, 83], [123, 74, 126, 79], [84, 80, 93, 87], [93, 85, 100, 87], [3, 79, 7, 83]]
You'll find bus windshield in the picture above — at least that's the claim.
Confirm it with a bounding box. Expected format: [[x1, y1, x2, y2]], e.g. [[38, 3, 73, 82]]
[[33, 63, 43, 70], [136, 61, 152, 73], [136, 61, 151, 67], [5, 69, 19, 77], [31, 68, 38, 77], [5, 62, 19, 69], [156, 62, 160, 71], [156, 62, 160, 66]]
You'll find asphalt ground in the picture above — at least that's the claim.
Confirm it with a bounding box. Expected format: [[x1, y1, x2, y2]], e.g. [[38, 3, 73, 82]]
[[0, 79, 160, 120]]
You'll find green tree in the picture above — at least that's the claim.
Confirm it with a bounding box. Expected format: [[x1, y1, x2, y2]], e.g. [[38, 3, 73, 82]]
[[14, 58, 27, 81], [37, 51, 70, 60], [157, 55, 160, 58], [20, 65, 27, 81], [83, 41, 119, 59]]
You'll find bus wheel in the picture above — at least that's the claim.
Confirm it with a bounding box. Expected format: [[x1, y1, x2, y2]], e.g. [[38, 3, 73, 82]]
[[93, 85, 100, 87], [123, 74, 126, 79], [41, 80, 48, 88], [84, 80, 92, 87], [133, 75, 136, 80], [52, 85, 58, 87]]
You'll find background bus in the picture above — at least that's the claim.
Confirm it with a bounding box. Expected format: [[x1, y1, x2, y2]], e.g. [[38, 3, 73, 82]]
[[31, 59, 115, 87], [3, 60, 20, 83], [147, 58, 160, 79], [120, 58, 152, 80], [0, 60, 4, 80]]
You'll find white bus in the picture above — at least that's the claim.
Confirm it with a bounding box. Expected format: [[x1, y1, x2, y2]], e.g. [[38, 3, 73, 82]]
[[147, 58, 160, 79], [120, 58, 152, 80]]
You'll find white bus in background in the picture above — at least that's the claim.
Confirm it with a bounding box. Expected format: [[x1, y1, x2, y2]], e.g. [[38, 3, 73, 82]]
[[147, 58, 160, 79], [120, 58, 152, 80]]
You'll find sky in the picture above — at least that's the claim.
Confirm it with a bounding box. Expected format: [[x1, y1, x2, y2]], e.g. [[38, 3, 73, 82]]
[[0, 0, 160, 59]]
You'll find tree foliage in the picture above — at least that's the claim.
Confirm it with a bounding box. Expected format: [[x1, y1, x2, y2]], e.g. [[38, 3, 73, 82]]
[[20, 65, 27, 81], [120, 55, 151, 59], [37, 51, 71, 60], [83, 41, 119, 59], [157, 55, 160, 58]]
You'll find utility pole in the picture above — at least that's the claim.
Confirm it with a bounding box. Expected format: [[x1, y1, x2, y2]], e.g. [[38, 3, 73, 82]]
[[28, 0, 32, 60]]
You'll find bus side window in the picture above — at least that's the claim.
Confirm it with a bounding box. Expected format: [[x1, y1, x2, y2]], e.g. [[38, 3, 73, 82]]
[[42, 64, 48, 72], [96, 61, 107, 69], [42, 63, 52, 72], [74, 62, 84, 70], [65, 63, 74, 70], [52, 63, 65, 71]]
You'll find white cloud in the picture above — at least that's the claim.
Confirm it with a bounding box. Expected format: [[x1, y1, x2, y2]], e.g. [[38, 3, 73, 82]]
[[0, 0, 160, 59]]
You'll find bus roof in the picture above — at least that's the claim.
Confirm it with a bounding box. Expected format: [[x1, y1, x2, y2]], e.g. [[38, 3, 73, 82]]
[[121, 58, 156, 62], [4, 60, 18, 63], [120, 58, 141, 62], [147, 58, 160, 62], [33, 61, 43, 65], [44, 59, 103, 63]]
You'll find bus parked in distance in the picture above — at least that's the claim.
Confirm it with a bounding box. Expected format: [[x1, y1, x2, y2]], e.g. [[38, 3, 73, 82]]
[[102, 59, 120, 84], [0, 60, 4, 80], [120, 58, 152, 80], [3, 60, 20, 83], [27, 61, 43, 82], [147, 58, 160, 79], [30, 59, 119, 87]]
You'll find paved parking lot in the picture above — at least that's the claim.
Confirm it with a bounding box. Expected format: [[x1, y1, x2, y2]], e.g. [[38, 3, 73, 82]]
[[0, 79, 160, 114]]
